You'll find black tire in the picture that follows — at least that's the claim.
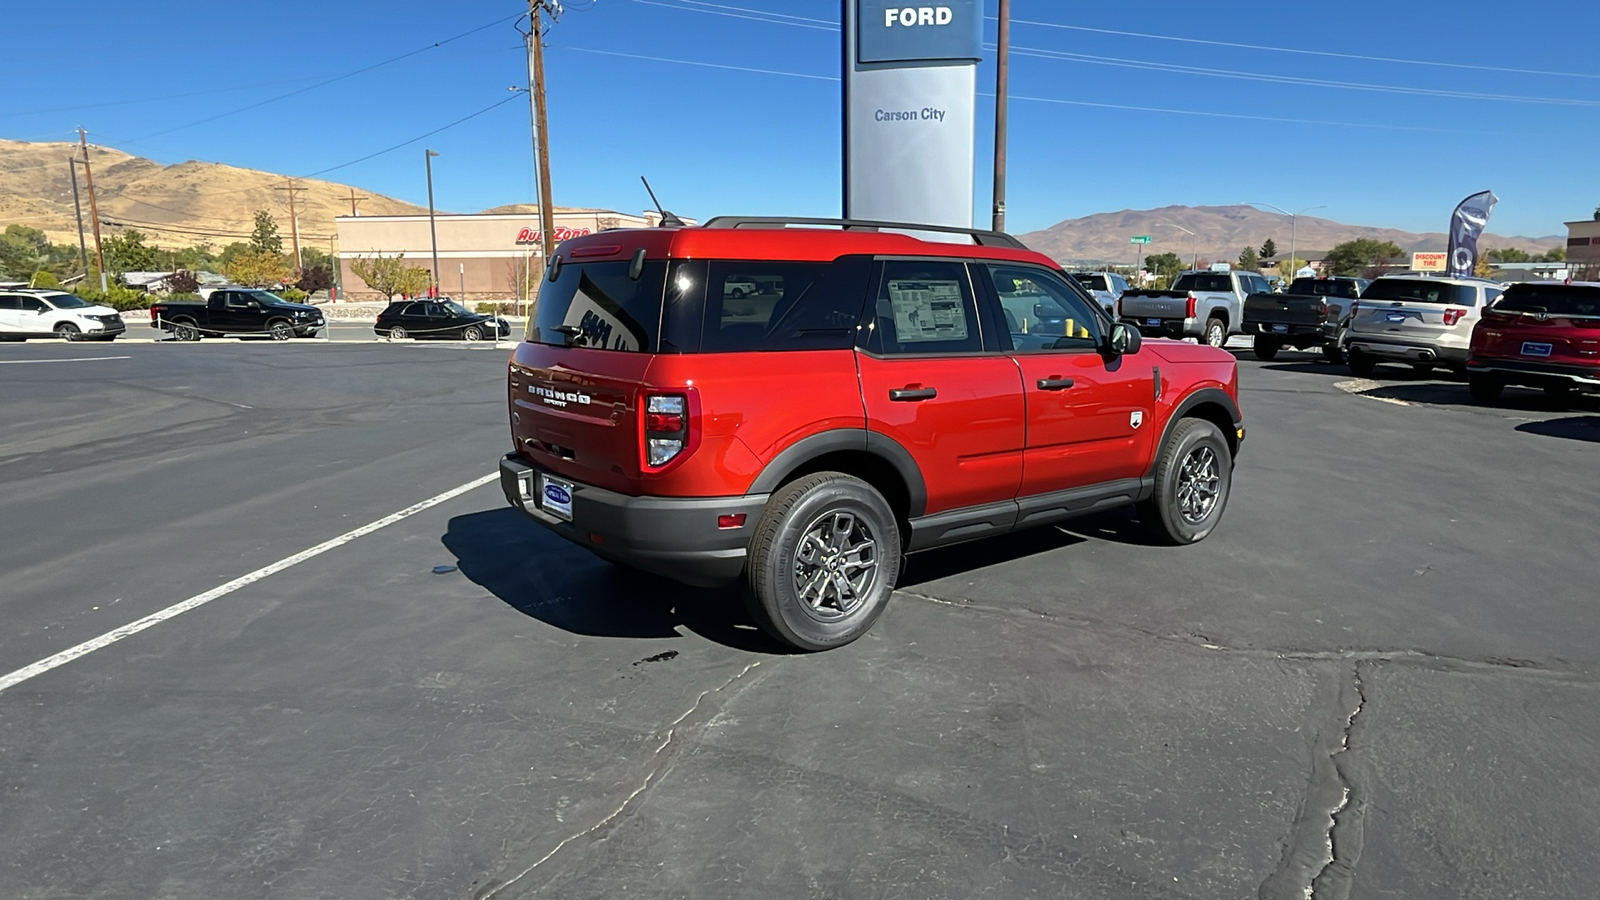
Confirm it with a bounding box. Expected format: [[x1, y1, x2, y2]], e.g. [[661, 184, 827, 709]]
[[1411, 363, 1435, 375], [745, 473, 902, 652], [1252, 335, 1281, 361], [1468, 374, 1504, 404], [169, 320, 199, 342], [462, 324, 484, 342], [1136, 418, 1233, 546], [55, 322, 81, 341], [267, 319, 293, 342], [1321, 343, 1344, 364], [1544, 384, 1575, 406], [1203, 317, 1227, 348], [732, 288, 747, 299], [1347, 347, 1377, 377], [388, 325, 408, 340]]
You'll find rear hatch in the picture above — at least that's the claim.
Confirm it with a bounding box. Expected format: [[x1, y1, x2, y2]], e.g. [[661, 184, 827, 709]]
[[1474, 283, 1600, 366], [1119, 290, 1192, 320], [1123, 272, 1235, 320], [1246, 279, 1358, 327], [508, 235, 680, 495], [1349, 279, 1477, 343]]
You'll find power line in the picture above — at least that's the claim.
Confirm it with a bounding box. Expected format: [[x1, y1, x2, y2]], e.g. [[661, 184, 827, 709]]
[[4, 76, 326, 119], [551, 45, 837, 80], [300, 94, 524, 179], [627, 0, 836, 30]]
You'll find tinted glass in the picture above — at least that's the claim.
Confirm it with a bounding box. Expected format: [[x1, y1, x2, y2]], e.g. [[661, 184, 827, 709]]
[[700, 258, 869, 352], [866, 261, 982, 355], [1072, 273, 1109, 292], [1361, 279, 1475, 306], [1172, 273, 1234, 293], [0, 296, 19, 311], [531, 260, 667, 352], [41, 292, 90, 309], [1494, 283, 1600, 317], [18, 297, 47, 312], [989, 265, 1102, 352], [1290, 279, 1362, 298]]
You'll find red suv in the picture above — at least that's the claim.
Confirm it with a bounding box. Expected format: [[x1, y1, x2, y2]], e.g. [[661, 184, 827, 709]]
[[499, 217, 1244, 650], [1468, 282, 1600, 404]]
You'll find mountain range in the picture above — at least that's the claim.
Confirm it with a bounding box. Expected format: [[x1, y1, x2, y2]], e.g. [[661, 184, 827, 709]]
[[1019, 205, 1564, 266]]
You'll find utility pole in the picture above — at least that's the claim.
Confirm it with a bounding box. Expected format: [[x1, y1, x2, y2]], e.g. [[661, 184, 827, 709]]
[[526, 0, 559, 263], [67, 158, 90, 276], [274, 180, 306, 272], [426, 149, 441, 295], [346, 187, 369, 217], [77, 128, 107, 292], [990, 0, 1010, 233]]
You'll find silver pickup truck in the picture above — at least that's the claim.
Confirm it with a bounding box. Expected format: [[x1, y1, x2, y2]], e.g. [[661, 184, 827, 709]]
[[1120, 269, 1272, 347]]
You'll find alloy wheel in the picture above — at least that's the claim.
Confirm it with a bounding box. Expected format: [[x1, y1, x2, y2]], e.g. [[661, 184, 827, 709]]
[[1176, 446, 1221, 525], [791, 510, 879, 621]]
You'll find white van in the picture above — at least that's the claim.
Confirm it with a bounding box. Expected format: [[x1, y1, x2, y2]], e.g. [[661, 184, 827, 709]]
[[0, 289, 126, 341]]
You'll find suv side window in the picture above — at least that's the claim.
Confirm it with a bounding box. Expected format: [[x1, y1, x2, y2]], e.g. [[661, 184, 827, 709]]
[[865, 260, 982, 355], [1483, 287, 1503, 306], [986, 265, 1103, 352], [701, 260, 867, 352], [0, 296, 19, 311], [18, 297, 47, 313]]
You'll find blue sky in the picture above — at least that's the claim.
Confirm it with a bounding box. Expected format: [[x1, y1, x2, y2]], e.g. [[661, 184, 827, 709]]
[[4, 0, 1597, 240]]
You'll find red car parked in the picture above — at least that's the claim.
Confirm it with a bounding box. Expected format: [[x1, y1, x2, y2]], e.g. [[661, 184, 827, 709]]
[[1468, 282, 1600, 404], [499, 217, 1244, 650]]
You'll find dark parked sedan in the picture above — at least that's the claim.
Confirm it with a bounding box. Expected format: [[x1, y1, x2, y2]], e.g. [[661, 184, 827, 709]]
[[374, 299, 511, 341]]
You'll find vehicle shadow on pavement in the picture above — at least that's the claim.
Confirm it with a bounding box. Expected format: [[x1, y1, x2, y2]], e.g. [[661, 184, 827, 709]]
[[898, 509, 1159, 589], [441, 508, 790, 654], [1516, 415, 1600, 444], [1364, 383, 1600, 412]]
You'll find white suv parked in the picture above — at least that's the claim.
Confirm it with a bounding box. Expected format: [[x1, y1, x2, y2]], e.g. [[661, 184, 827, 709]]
[[0, 289, 126, 342], [1344, 276, 1503, 376]]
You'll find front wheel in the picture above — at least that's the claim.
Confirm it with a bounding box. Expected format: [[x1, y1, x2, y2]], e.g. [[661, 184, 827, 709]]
[[1468, 374, 1504, 404], [1136, 419, 1233, 546], [55, 323, 81, 341], [1203, 318, 1227, 348], [1252, 335, 1281, 361], [267, 320, 293, 342], [746, 473, 902, 652], [461, 325, 484, 342]]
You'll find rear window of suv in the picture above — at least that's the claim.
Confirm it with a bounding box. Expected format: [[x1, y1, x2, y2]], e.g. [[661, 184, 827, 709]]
[[531, 261, 669, 352], [1493, 283, 1600, 317], [1072, 274, 1109, 291], [1361, 279, 1478, 306]]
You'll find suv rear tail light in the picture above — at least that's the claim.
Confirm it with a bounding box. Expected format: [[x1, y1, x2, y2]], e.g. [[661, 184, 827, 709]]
[[1442, 308, 1466, 326], [1349, 301, 1360, 321], [643, 393, 692, 469], [1186, 294, 1198, 319]]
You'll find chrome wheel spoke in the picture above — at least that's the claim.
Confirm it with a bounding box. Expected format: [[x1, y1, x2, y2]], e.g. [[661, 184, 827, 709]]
[[792, 507, 879, 620]]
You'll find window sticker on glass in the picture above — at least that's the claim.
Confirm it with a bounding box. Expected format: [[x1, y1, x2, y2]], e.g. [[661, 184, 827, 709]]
[[887, 279, 969, 343]]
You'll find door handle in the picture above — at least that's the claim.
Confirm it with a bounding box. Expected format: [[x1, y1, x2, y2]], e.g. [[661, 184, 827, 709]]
[[889, 387, 938, 402], [1036, 377, 1076, 391]]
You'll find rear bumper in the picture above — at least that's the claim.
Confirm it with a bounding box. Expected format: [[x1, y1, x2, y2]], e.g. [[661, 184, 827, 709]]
[[1345, 337, 1468, 364], [498, 454, 768, 588], [1243, 320, 1335, 340], [1122, 317, 1195, 339], [1466, 357, 1600, 391]]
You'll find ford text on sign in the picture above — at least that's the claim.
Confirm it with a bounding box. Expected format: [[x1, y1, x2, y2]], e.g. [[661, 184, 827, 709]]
[[857, 0, 980, 63]]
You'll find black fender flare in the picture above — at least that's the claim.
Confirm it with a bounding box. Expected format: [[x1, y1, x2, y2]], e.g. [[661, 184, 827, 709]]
[[746, 429, 928, 518], [1147, 388, 1243, 476]]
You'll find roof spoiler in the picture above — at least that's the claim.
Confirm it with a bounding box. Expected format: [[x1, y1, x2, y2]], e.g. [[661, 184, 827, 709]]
[[701, 216, 1029, 250]]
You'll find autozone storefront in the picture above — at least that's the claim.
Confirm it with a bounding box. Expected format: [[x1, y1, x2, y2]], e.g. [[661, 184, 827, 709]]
[[335, 210, 666, 301]]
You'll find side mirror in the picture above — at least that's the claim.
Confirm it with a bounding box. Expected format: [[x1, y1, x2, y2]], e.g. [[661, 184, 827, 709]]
[[247, 300, 261, 309], [1108, 322, 1142, 355]]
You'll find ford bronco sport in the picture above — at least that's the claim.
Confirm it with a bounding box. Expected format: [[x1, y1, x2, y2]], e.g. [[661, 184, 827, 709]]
[[499, 217, 1244, 651]]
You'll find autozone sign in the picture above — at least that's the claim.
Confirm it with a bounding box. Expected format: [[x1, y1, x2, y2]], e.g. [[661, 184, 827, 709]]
[[516, 226, 591, 245]]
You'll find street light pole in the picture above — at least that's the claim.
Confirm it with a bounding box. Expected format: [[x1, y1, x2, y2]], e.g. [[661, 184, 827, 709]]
[[990, 0, 1010, 232], [1159, 222, 1199, 271], [1244, 201, 1325, 279], [425, 149, 441, 297]]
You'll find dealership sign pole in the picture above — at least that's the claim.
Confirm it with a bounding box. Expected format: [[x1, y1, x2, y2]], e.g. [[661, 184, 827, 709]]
[[844, 2, 983, 229]]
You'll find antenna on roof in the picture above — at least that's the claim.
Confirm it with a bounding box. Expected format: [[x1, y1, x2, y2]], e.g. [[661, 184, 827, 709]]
[[641, 177, 686, 228]]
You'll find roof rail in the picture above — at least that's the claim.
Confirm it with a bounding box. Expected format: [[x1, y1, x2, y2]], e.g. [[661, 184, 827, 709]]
[[701, 216, 1030, 250]]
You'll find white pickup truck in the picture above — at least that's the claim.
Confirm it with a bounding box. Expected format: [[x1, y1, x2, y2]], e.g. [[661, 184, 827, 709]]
[[1118, 269, 1272, 347]]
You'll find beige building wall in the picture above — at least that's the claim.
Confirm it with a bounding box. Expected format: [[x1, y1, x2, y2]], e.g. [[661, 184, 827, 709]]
[[336, 210, 666, 302], [1566, 218, 1600, 280]]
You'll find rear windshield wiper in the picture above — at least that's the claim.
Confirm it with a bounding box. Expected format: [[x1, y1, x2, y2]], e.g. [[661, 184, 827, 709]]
[[553, 324, 586, 347]]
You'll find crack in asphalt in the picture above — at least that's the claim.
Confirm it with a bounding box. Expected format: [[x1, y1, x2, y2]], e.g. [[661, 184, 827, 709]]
[[896, 590, 1594, 682], [476, 660, 767, 899]]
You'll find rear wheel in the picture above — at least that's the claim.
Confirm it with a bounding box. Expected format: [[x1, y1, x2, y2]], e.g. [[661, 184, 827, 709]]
[[1137, 419, 1233, 546], [1468, 374, 1504, 404], [1544, 384, 1575, 407], [169, 321, 199, 342], [388, 325, 408, 341], [1321, 339, 1344, 364], [1347, 347, 1377, 377], [1203, 318, 1227, 348], [746, 473, 902, 652], [1411, 363, 1435, 375], [1252, 336, 1281, 361], [55, 322, 81, 341], [461, 324, 484, 342]]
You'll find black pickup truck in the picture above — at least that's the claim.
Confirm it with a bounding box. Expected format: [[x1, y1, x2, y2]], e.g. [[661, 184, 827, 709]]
[[1242, 277, 1368, 361], [149, 288, 325, 342]]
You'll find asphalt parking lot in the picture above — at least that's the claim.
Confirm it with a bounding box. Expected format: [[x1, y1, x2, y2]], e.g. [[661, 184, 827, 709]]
[[1, 340, 1596, 899]]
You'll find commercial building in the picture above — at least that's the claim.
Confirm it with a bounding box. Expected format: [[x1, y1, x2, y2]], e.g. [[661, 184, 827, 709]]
[[1564, 212, 1600, 281], [335, 209, 674, 302]]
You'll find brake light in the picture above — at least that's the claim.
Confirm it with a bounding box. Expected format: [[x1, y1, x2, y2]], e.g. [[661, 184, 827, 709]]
[[1349, 301, 1360, 321], [642, 392, 693, 470], [1442, 308, 1466, 326], [1186, 293, 1198, 319]]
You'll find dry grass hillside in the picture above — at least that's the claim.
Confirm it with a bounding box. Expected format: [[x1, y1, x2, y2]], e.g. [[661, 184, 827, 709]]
[[0, 139, 428, 250], [1020, 204, 1564, 266]]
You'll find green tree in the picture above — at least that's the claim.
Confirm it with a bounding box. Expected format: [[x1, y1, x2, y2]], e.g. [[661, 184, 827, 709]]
[[300, 245, 334, 271], [1145, 252, 1184, 283], [1259, 238, 1277, 262], [1487, 247, 1531, 264], [103, 229, 159, 275], [166, 270, 201, 294], [30, 271, 61, 289], [1238, 246, 1260, 271], [1324, 239, 1403, 277], [1540, 245, 1567, 262], [250, 211, 283, 255], [225, 248, 291, 287], [350, 255, 407, 300], [395, 265, 434, 298], [295, 264, 334, 295]]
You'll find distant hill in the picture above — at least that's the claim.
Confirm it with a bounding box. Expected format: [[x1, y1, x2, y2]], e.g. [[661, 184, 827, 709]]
[[0, 139, 428, 250], [1019, 204, 1564, 266]]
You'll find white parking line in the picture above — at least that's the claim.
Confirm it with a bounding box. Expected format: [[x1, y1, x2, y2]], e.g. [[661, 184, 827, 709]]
[[0, 472, 500, 696], [0, 356, 132, 365]]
